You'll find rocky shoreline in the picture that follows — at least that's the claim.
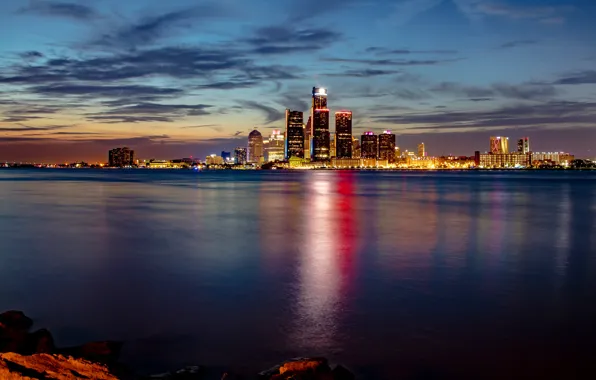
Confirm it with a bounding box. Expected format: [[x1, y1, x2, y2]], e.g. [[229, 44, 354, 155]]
[[0, 311, 355, 380]]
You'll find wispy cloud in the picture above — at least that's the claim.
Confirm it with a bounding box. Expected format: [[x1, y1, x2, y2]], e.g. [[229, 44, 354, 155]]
[[19, 1, 98, 20], [499, 40, 539, 49], [238, 101, 285, 124]]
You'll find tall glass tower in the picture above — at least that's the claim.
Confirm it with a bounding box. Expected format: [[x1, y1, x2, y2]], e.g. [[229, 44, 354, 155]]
[[335, 111, 353, 159], [285, 110, 304, 159], [310, 87, 330, 161]]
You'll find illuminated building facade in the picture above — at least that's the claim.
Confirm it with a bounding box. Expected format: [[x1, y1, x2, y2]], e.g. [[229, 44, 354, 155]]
[[335, 111, 353, 159], [378, 130, 396, 162], [352, 137, 361, 158], [206, 154, 224, 165], [517, 137, 530, 154], [234, 147, 247, 164], [532, 152, 574, 165], [108, 147, 134, 167], [311, 87, 330, 161], [330, 134, 336, 158], [490, 136, 509, 154], [361, 132, 378, 159], [304, 116, 311, 160], [285, 110, 304, 159], [476, 152, 531, 168], [248, 129, 264, 164], [265, 129, 285, 162], [417, 142, 425, 157]]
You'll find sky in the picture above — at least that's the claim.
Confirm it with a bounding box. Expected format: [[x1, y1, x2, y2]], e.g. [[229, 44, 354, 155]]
[[1, 0, 595, 162]]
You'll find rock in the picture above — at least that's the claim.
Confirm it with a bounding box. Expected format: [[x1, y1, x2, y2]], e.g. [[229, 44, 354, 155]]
[[279, 358, 328, 375], [26, 328, 55, 354], [260, 358, 334, 380], [331, 365, 355, 380], [0, 311, 33, 331], [58, 340, 123, 364], [0, 352, 119, 379]]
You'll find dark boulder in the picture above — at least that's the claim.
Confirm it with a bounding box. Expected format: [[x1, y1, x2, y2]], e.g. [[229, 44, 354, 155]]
[[331, 365, 355, 380], [0, 311, 33, 331], [25, 328, 55, 354]]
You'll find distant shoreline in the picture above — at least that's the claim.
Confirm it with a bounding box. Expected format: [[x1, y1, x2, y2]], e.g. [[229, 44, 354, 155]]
[[1, 166, 595, 171]]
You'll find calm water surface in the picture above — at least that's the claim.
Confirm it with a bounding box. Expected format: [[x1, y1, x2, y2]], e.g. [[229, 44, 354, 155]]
[[1, 169, 595, 379]]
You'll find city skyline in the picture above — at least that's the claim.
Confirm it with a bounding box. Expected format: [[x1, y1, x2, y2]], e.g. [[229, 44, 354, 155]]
[[1, 0, 596, 162]]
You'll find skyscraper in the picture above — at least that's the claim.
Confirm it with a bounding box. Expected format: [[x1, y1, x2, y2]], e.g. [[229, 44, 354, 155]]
[[379, 130, 396, 162], [361, 132, 378, 159], [490, 136, 509, 154], [517, 137, 530, 153], [108, 147, 134, 167], [234, 147, 247, 164], [304, 116, 311, 160], [352, 137, 361, 159], [265, 129, 285, 162], [248, 129, 264, 164], [417, 142, 425, 157], [285, 109, 304, 159], [311, 87, 330, 161], [335, 111, 353, 159]]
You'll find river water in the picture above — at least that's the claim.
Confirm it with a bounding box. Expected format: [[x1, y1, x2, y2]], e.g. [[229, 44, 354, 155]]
[[1, 169, 595, 379]]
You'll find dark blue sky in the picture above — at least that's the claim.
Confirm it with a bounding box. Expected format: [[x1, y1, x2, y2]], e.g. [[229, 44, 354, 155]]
[[1, 0, 595, 162]]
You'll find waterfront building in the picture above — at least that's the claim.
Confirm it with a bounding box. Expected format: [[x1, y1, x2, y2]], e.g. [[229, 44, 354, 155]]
[[285, 110, 304, 159], [234, 147, 247, 165], [378, 130, 396, 162], [352, 137, 361, 159], [335, 111, 353, 159], [248, 129, 264, 164], [108, 147, 134, 167], [265, 129, 285, 162], [206, 154, 224, 165], [310, 87, 330, 161], [517, 137, 530, 154], [361, 132, 378, 159], [417, 142, 426, 157], [331, 158, 361, 168], [475, 152, 531, 168], [490, 136, 509, 154], [532, 152, 574, 166]]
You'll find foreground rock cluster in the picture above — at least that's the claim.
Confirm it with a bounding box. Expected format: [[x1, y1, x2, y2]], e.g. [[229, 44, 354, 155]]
[[0, 311, 355, 380]]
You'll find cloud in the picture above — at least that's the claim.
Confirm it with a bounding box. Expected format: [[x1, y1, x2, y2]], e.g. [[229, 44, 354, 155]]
[[29, 84, 183, 100], [0, 124, 71, 132], [19, 51, 44, 59], [499, 40, 539, 49], [19, 1, 98, 20], [92, 5, 230, 49], [84, 102, 213, 124], [245, 26, 341, 55], [453, 0, 574, 23], [325, 69, 401, 78], [84, 115, 175, 124], [322, 57, 459, 66], [372, 101, 596, 131], [366, 47, 459, 55], [238, 101, 285, 124], [554, 71, 596, 85], [196, 81, 258, 90], [432, 81, 558, 100]]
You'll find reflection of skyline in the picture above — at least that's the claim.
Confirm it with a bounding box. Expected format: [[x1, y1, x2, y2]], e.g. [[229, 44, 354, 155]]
[[290, 172, 357, 353]]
